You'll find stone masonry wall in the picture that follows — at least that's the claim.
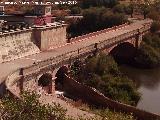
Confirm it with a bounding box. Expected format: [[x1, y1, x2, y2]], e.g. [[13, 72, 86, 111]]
[[0, 29, 40, 63], [63, 75, 160, 120], [33, 25, 67, 51]]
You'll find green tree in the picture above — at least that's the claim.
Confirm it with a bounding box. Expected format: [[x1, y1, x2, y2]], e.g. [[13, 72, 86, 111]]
[[113, 4, 125, 13], [125, 4, 134, 18], [80, 0, 119, 9], [71, 54, 140, 105], [0, 91, 69, 120], [70, 6, 82, 14], [67, 7, 127, 38], [150, 21, 160, 33], [135, 42, 160, 68], [140, 4, 150, 19]]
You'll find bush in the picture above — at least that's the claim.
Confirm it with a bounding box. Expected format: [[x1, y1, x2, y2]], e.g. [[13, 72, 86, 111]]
[[150, 21, 160, 33], [0, 91, 69, 120], [134, 33, 160, 68], [70, 6, 81, 14], [71, 54, 140, 106], [67, 7, 127, 38], [135, 42, 160, 68]]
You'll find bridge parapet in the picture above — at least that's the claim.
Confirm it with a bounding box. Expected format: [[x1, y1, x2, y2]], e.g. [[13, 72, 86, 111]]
[[69, 23, 129, 43]]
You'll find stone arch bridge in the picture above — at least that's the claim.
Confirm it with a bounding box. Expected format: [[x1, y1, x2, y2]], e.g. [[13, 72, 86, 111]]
[[4, 19, 160, 120], [5, 19, 153, 95]]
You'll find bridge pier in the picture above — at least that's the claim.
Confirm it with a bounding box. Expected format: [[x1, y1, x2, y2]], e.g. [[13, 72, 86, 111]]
[[19, 68, 24, 94], [135, 30, 143, 48]]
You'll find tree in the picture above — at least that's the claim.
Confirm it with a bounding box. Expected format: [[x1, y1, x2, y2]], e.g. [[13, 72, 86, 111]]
[[0, 91, 69, 120], [72, 54, 140, 106], [70, 6, 81, 14], [150, 21, 160, 33], [113, 4, 125, 13], [140, 3, 150, 19], [125, 4, 134, 18], [80, 0, 119, 9], [67, 7, 128, 38]]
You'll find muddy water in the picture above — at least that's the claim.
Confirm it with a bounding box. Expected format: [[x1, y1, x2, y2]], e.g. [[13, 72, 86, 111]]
[[120, 65, 160, 114]]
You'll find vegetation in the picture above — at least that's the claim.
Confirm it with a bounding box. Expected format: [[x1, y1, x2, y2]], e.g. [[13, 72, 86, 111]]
[[79, 0, 119, 9], [134, 21, 160, 68], [0, 91, 70, 120], [94, 109, 135, 120], [67, 7, 127, 38], [71, 54, 140, 106], [0, 91, 136, 120]]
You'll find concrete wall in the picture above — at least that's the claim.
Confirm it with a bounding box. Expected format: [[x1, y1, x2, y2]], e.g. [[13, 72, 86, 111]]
[[33, 25, 67, 51]]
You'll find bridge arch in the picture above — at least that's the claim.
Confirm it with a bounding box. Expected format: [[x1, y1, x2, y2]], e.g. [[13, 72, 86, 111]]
[[55, 65, 69, 91], [109, 42, 137, 64], [38, 73, 53, 94]]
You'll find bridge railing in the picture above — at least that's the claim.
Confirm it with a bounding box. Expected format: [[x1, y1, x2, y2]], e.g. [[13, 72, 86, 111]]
[[69, 23, 129, 43]]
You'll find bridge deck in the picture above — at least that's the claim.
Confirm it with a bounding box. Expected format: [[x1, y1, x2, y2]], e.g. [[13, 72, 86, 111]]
[[0, 19, 151, 84]]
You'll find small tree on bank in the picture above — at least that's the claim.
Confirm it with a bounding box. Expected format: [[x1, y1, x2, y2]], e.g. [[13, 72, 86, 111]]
[[0, 91, 69, 120]]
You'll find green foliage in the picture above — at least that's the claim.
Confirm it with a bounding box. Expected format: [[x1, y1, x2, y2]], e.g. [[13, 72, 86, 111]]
[[150, 21, 160, 33], [80, 0, 119, 9], [0, 91, 135, 120], [94, 109, 135, 120], [135, 42, 160, 68], [67, 7, 127, 38], [100, 75, 140, 106], [125, 4, 134, 17], [140, 4, 150, 19], [70, 6, 82, 14], [0, 91, 69, 120], [113, 4, 125, 13], [71, 54, 140, 106], [134, 30, 160, 68]]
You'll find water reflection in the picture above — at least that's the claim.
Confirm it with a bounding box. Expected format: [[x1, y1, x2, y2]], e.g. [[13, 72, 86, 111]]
[[120, 65, 160, 90], [120, 65, 160, 114]]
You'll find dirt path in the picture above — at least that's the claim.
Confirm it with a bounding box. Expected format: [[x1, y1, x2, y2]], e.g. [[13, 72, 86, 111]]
[[39, 91, 97, 119]]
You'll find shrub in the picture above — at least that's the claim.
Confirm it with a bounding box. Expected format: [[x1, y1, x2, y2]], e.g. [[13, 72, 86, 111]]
[[150, 21, 160, 33], [71, 54, 140, 106], [0, 91, 69, 120]]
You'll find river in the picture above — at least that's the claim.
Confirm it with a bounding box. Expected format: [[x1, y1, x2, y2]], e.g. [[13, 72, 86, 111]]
[[120, 65, 160, 115]]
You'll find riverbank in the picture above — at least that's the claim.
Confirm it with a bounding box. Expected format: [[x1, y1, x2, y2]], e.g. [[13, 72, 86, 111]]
[[120, 65, 160, 114]]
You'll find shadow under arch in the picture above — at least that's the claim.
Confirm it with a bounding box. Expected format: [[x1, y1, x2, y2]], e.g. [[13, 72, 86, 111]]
[[55, 66, 69, 91], [38, 73, 52, 94], [109, 42, 137, 64]]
